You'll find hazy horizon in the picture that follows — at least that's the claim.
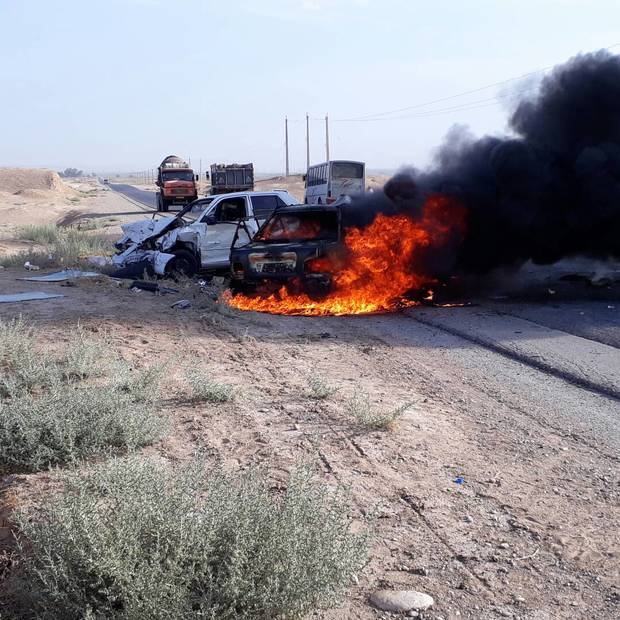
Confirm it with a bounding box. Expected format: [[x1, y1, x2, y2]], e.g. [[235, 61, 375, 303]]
[[2, 0, 619, 174]]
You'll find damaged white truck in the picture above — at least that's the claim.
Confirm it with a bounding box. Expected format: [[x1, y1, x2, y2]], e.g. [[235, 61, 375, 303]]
[[112, 190, 298, 278]]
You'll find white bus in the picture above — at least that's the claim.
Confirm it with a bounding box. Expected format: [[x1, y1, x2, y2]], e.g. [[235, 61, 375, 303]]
[[304, 160, 365, 204]]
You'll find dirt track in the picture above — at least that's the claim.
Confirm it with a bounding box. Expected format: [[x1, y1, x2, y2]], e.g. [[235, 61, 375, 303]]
[[0, 183, 619, 619], [0, 265, 618, 619]]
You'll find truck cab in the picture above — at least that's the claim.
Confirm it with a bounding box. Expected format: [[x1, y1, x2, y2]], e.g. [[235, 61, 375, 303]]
[[156, 155, 198, 211]]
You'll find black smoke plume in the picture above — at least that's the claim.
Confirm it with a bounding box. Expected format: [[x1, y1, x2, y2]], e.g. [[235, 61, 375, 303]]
[[348, 50, 620, 277]]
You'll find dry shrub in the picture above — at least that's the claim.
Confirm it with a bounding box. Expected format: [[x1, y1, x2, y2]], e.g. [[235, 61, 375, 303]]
[[345, 393, 410, 430], [14, 458, 369, 619], [308, 375, 339, 400]]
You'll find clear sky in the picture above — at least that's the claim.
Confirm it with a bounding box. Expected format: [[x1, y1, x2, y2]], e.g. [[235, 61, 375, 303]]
[[1, 0, 618, 174]]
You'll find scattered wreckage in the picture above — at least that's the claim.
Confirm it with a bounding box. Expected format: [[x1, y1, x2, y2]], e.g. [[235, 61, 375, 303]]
[[111, 190, 297, 278]]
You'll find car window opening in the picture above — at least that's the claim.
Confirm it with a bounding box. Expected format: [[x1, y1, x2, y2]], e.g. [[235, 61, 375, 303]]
[[217, 198, 247, 221], [256, 211, 338, 242]]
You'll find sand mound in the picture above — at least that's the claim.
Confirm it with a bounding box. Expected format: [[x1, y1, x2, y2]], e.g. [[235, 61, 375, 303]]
[[13, 188, 55, 200], [0, 168, 71, 195]]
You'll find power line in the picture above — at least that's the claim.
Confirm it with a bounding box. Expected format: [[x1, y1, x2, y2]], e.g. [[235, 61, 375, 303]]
[[332, 41, 620, 122], [336, 84, 540, 122]]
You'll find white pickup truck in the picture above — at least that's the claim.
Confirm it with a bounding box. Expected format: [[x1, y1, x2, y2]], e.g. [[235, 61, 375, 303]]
[[112, 190, 298, 277]]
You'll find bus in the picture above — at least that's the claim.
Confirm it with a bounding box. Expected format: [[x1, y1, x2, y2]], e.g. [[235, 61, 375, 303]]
[[304, 160, 365, 204]]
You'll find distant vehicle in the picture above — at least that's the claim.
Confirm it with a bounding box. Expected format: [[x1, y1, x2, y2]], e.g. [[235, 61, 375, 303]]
[[112, 190, 298, 277], [210, 163, 254, 195], [156, 155, 198, 212], [304, 160, 365, 205], [102, 178, 109, 184]]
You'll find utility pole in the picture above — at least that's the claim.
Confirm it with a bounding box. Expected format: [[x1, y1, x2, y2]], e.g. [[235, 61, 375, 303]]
[[285, 117, 290, 177], [306, 113, 310, 171], [325, 113, 330, 161]]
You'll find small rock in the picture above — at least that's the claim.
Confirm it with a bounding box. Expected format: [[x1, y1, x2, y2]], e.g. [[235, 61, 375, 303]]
[[369, 590, 434, 613], [499, 542, 510, 549], [464, 515, 474, 523]]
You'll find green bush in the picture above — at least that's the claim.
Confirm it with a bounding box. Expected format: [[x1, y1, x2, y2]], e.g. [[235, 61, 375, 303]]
[[0, 386, 169, 472], [0, 317, 60, 397], [185, 367, 234, 403], [2, 225, 111, 268], [15, 458, 369, 619], [0, 318, 169, 472], [63, 329, 111, 380], [15, 224, 59, 245], [112, 361, 167, 403]]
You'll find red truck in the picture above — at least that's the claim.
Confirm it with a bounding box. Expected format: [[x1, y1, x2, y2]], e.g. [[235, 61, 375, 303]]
[[155, 155, 198, 212]]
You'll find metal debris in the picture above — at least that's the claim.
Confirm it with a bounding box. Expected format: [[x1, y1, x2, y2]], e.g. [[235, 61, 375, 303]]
[[0, 292, 64, 303], [171, 299, 192, 309], [17, 269, 101, 282]]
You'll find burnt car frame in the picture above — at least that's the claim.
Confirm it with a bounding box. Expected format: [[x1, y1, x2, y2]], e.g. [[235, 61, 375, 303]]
[[229, 204, 346, 297]]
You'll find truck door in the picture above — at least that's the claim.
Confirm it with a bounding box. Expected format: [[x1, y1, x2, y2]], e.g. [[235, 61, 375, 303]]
[[198, 196, 257, 269]]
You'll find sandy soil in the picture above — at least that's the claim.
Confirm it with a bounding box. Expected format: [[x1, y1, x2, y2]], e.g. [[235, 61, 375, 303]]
[[0, 268, 617, 620], [0, 170, 618, 619], [0, 174, 155, 257]]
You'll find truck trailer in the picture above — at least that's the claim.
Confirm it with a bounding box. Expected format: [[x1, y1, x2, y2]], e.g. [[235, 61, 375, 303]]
[[210, 163, 254, 195]]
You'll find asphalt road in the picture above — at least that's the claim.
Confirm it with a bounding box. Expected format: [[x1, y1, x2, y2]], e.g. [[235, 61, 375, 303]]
[[108, 183, 157, 210]]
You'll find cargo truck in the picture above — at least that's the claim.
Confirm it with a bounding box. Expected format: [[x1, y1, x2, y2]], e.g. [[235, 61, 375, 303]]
[[210, 163, 254, 195], [156, 155, 198, 212]]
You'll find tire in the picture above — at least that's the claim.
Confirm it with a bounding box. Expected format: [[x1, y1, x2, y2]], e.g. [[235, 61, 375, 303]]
[[156, 194, 163, 212], [165, 249, 198, 279], [161, 198, 169, 212]]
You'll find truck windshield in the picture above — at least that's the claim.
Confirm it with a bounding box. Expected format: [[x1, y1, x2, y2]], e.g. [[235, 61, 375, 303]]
[[162, 171, 194, 181], [255, 211, 338, 243]]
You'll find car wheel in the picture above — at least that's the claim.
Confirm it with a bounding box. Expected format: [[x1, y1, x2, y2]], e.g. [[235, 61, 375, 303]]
[[156, 194, 163, 211], [161, 198, 169, 212], [166, 249, 198, 279]]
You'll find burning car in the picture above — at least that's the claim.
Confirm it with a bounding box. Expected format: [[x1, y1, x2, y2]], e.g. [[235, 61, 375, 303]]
[[229, 204, 346, 296]]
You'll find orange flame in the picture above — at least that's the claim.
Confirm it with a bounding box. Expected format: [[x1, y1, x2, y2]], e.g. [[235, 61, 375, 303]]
[[227, 195, 466, 316]]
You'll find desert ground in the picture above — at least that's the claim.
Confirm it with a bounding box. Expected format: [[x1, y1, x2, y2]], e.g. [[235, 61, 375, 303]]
[[0, 170, 618, 619]]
